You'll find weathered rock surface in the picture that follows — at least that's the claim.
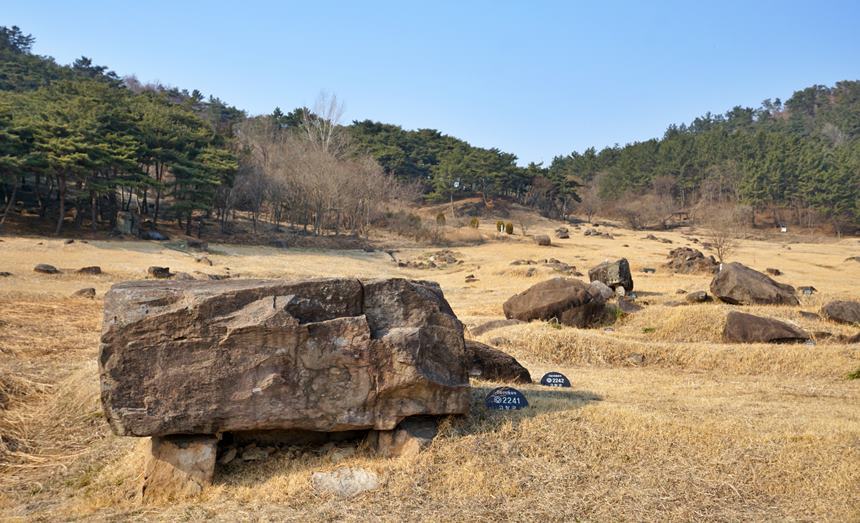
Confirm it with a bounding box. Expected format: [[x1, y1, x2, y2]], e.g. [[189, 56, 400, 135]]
[[534, 234, 551, 246], [588, 258, 633, 292], [503, 277, 609, 328], [587, 281, 614, 302], [664, 247, 718, 274], [464, 339, 531, 383], [685, 290, 711, 303], [722, 311, 810, 343], [34, 263, 59, 274], [146, 266, 172, 279], [100, 278, 470, 437], [710, 262, 799, 305], [311, 467, 380, 498], [370, 416, 439, 458], [820, 300, 860, 325], [71, 287, 96, 299], [77, 266, 102, 275], [141, 435, 217, 502]]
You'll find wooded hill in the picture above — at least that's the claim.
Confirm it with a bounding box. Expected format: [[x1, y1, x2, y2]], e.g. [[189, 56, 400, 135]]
[[0, 25, 858, 237]]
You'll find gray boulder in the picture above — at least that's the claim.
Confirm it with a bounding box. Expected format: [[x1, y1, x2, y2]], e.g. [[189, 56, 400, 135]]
[[464, 339, 531, 383], [821, 300, 860, 325], [710, 262, 799, 305], [588, 258, 633, 292]]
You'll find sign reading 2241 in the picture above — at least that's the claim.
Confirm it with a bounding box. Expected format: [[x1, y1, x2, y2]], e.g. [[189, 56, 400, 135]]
[[485, 386, 529, 410]]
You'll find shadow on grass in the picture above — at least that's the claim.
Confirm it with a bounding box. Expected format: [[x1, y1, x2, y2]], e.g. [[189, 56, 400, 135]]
[[448, 384, 603, 438]]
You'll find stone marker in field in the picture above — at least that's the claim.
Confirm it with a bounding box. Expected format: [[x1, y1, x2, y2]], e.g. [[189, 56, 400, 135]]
[[710, 262, 799, 306], [485, 386, 528, 410], [503, 277, 610, 328], [722, 311, 810, 343], [100, 277, 470, 499], [464, 339, 531, 383], [540, 371, 571, 387], [820, 300, 860, 325], [588, 258, 633, 292]]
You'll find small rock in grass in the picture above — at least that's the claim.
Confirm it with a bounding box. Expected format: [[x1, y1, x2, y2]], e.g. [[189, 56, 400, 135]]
[[71, 287, 96, 299], [34, 264, 59, 274], [311, 467, 380, 498]]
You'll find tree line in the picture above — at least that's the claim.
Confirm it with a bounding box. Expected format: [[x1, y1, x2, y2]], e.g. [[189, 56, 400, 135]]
[[1, 25, 858, 238]]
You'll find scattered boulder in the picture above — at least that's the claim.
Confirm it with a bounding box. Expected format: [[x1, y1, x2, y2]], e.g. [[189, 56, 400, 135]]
[[217, 446, 237, 466], [626, 353, 645, 365], [239, 444, 271, 461], [402, 250, 461, 269], [685, 291, 711, 303], [100, 278, 470, 437], [464, 339, 531, 383], [77, 266, 102, 275], [146, 266, 172, 279], [821, 300, 860, 325], [141, 435, 217, 502], [503, 277, 609, 328], [0, 272, 12, 277], [195, 256, 213, 266], [722, 311, 810, 343], [664, 247, 719, 274], [588, 258, 633, 292], [644, 234, 672, 244], [710, 262, 799, 305], [34, 264, 59, 274], [64, 239, 74, 245], [71, 288, 96, 299], [765, 268, 782, 276], [173, 272, 196, 281], [534, 234, 551, 246], [588, 281, 614, 302], [468, 318, 525, 337], [641, 267, 656, 274], [371, 416, 439, 458], [311, 467, 380, 498], [555, 227, 569, 239], [464, 274, 478, 283]]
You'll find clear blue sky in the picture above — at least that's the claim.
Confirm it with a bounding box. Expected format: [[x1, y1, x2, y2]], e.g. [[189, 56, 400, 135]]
[[5, 1, 859, 165]]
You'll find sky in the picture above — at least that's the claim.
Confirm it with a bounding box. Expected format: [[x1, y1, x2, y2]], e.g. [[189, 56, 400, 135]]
[[4, 0, 860, 165]]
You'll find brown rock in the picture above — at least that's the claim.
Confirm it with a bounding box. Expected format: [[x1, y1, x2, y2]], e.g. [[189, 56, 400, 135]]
[[71, 287, 96, 299], [99, 278, 470, 437], [77, 266, 102, 275], [821, 300, 860, 325], [765, 268, 782, 276], [534, 234, 551, 246], [710, 262, 799, 305], [664, 247, 719, 274], [147, 266, 172, 279], [722, 311, 810, 343], [141, 435, 217, 502], [588, 258, 633, 292], [464, 339, 531, 383], [34, 264, 59, 274], [502, 277, 609, 328], [685, 291, 710, 303], [371, 416, 439, 458]]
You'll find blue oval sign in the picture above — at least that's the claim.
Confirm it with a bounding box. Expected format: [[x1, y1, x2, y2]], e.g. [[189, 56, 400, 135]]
[[485, 387, 528, 410], [540, 372, 571, 388]]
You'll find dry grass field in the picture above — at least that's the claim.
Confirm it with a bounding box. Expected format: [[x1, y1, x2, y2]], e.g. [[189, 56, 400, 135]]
[[1, 213, 859, 521]]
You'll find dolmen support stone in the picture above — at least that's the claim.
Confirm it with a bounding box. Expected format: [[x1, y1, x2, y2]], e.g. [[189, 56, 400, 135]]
[[99, 278, 470, 498]]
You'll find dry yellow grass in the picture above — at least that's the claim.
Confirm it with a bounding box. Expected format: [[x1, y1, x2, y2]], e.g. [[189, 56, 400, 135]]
[[1, 217, 859, 521]]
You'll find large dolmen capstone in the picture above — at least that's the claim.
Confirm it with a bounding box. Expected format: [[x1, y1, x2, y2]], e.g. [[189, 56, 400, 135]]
[[99, 278, 470, 437], [710, 262, 799, 305]]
